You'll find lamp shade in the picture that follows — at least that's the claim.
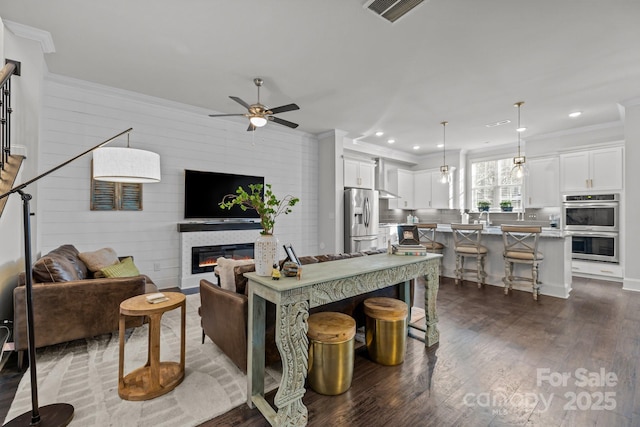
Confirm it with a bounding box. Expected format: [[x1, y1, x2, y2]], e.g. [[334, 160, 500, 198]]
[[93, 147, 161, 183]]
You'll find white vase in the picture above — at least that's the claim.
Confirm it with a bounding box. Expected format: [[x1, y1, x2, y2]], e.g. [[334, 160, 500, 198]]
[[255, 234, 279, 276]]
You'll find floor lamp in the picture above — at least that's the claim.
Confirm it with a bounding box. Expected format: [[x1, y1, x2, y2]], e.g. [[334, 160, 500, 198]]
[[1, 128, 160, 427]]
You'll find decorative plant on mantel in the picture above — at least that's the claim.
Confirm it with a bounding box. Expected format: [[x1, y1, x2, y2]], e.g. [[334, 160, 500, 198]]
[[219, 183, 299, 235]]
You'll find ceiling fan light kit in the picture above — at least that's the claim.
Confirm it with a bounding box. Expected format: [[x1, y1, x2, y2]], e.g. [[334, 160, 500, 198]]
[[209, 77, 300, 131], [249, 115, 267, 127]]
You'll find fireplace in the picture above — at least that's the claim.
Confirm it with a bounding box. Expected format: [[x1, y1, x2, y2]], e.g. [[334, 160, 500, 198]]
[[191, 243, 254, 274]]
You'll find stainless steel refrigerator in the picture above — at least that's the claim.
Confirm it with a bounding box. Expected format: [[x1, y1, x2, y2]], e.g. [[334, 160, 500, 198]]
[[344, 188, 379, 253]]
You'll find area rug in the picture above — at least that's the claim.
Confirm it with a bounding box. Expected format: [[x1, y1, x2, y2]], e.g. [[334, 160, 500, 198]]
[[4, 294, 280, 427]]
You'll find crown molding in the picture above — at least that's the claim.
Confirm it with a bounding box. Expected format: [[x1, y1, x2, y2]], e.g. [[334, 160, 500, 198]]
[[620, 97, 640, 108], [44, 73, 314, 139], [343, 137, 418, 165], [3, 20, 55, 53], [525, 120, 623, 142]]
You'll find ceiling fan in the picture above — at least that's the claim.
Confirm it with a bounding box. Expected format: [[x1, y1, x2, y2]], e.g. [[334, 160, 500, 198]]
[[208, 78, 300, 131]]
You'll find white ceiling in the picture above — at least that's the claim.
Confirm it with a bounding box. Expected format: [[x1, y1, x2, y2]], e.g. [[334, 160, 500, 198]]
[[1, 0, 639, 155]]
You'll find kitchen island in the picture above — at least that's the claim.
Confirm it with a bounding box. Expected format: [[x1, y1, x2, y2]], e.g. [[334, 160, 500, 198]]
[[418, 223, 572, 299]]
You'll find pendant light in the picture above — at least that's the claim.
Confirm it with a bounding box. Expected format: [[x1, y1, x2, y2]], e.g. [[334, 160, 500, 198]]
[[439, 121, 450, 184], [512, 101, 526, 179]]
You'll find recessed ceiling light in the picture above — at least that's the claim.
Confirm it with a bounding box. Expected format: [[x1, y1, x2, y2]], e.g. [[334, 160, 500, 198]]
[[485, 119, 511, 128], [375, 131, 384, 137], [436, 143, 444, 148], [569, 111, 582, 118], [517, 127, 527, 132], [387, 139, 395, 144], [413, 145, 420, 150]]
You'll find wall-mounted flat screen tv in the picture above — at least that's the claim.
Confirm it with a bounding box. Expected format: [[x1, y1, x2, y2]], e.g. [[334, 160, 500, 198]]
[[184, 169, 264, 220]]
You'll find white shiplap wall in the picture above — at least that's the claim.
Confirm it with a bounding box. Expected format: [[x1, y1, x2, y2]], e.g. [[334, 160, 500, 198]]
[[36, 75, 319, 289]]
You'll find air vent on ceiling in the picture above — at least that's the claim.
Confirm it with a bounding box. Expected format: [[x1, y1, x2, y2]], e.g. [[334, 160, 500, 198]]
[[364, 0, 425, 23], [485, 119, 511, 128]]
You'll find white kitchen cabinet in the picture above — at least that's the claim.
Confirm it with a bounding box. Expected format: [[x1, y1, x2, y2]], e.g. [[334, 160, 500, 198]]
[[377, 226, 390, 249], [388, 168, 414, 209], [526, 157, 560, 207], [413, 170, 432, 209], [413, 170, 451, 209], [430, 170, 452, 209], [389, 168, 452, 210], [571, 260, 622, 281], [560, 147, 623, 192], [344, 158, 375, 189]]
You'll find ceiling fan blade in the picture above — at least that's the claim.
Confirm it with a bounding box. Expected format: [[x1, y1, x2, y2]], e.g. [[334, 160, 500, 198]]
[[208, 113, 245, 117], [268, 103, 300, 115], [247, 123, 257, 132], [229, 96, 251, 110], [269, 116, 299, 129]]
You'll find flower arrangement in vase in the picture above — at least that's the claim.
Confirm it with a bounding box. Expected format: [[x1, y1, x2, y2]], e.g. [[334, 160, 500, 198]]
[[220, 183, 299, 275]]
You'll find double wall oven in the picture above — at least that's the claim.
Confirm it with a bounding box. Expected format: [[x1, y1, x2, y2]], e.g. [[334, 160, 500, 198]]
[[563, 194, 619, 263]]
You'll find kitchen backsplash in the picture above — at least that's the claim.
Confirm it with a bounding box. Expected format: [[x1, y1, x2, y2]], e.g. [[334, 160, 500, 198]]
[[379, 198, 561, 227]]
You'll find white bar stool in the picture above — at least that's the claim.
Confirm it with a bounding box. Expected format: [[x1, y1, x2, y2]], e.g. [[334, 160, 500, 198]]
[[501, 225, 544, 300], [451, 223, 488, 288]]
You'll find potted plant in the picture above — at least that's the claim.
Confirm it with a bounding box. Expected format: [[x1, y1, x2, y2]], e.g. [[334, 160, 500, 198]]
[[477, 201, 491, 212], [220, 183, 299, 276], [220, 183, 299, 235], [500, 200, 513, 212]]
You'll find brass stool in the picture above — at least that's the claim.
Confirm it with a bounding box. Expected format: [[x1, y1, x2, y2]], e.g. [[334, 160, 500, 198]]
[[501, 225, 544, 300], [307, 312, 356, 395], [363, 297, 408, 366]]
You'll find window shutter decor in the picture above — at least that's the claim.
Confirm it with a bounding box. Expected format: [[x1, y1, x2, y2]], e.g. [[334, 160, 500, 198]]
[[91, 161, 143, 211], [120, 182, 143, 210]]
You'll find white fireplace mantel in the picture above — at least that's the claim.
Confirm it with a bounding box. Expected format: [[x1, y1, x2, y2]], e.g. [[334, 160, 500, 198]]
[[178, 222, 262, 289]]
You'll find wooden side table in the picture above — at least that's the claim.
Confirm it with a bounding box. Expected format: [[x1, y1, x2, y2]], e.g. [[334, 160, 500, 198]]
[[118, 292, 186, 401]]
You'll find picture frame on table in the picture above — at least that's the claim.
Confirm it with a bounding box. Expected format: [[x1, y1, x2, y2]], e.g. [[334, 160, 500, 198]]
[[397, 225, 420, 245], [283, 243, 300, 265]]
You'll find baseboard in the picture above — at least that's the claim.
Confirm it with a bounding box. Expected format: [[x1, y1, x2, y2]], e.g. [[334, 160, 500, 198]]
[[441, 272, 571, 299], [622, 277, 640, 292]]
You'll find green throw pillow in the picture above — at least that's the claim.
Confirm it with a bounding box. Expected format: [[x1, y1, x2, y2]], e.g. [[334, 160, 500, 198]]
[[100, 257, 140, 278]]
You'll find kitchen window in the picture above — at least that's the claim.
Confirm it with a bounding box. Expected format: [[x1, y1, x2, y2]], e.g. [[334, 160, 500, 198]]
[[471, 157, 523, 210]]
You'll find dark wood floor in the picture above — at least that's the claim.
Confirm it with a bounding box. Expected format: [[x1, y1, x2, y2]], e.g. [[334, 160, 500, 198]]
[[2, 277, 639, 426], [203, 276, 640, 427]]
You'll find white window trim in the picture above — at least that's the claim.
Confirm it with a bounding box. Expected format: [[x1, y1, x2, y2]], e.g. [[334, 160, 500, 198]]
[[467, 149, 525, 212]]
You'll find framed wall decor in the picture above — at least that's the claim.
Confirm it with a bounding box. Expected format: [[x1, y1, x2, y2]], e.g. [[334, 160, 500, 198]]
[[283, 243, 300, 265], [397, 225, 420, 245], [90, 161, 142, 211]]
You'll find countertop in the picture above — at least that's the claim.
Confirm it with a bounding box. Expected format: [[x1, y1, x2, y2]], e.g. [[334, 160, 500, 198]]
[[380, 222, 565, 238]]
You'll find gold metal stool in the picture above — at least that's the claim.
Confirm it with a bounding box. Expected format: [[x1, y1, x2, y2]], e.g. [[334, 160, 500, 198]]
[[307, 311, 356, 395], [363, 297, 408, 366]]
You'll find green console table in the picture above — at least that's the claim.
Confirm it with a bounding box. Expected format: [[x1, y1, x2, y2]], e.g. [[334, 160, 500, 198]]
[[245, 252, 441, 426]]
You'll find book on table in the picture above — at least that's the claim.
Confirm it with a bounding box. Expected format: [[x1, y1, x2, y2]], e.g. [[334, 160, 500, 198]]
[[392, 244, 427, 256]]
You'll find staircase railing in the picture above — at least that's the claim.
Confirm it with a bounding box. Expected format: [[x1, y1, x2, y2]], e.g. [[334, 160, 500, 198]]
[[1, 59, 20, 171]]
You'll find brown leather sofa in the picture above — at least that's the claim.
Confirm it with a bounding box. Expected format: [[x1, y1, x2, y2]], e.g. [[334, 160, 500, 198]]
[[13, 244, 157, 367], [199, 249, 412, 372]]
